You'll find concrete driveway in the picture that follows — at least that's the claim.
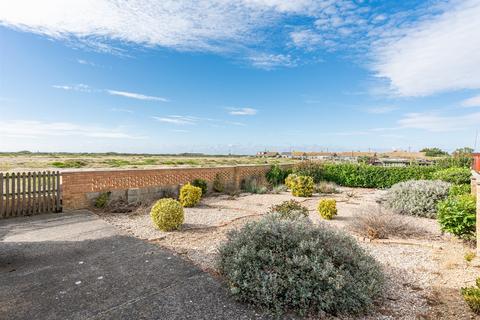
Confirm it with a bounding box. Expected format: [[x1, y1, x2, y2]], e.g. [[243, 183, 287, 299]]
[[0, 211, 272, 320]]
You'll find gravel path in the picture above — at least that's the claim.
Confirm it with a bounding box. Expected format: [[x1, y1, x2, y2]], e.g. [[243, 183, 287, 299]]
[[97, 188, 480, 319]]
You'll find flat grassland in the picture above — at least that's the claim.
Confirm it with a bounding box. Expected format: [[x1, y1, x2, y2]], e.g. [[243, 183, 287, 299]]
[[0, 152, 296, 172]]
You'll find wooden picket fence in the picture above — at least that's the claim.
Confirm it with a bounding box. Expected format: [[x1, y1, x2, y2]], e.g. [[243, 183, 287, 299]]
[[0, 171, 62, 218]]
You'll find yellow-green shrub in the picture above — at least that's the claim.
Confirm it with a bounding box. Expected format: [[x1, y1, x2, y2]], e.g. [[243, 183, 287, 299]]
[[150, 198, 184, 231], [291, 175, 314, 197], [462, 278, 480, 314], [285, 173, 298, 189], [179, 183, 202, 207], [317, 199, 337, 220]]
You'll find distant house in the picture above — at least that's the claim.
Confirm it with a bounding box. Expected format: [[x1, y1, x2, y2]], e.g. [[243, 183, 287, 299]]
[[280, 152, 292, 158], [256, 151, 280, 158]]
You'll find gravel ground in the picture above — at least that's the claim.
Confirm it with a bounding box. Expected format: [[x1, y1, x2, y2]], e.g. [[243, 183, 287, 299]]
[[97, 188, 480, 319]]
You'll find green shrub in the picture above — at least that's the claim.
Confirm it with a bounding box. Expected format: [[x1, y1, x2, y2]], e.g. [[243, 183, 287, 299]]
[[270, 184, 288, 194], [449, 184, 471, 196], [217, 216, 384, 316], [432, 167, 471, 185], [292, 161, 323, 182], [437, 194, 476, 239], [268, 199, 309, 220], [461, 278, 480, 314], [179, 183, 202, 207], [315, 181, 338, 194], [291, 175, 314, 197], [266, 164, 292, 186], [320, 163, 438, 188], [285, 173, 298, 189], [420, 147, 448, 157], [436, 155, 473, 169], [317, 199, 337, 220], [242, 177, 268, 194], [51, 160, 87, 168], [213, 174, 224, 193], [150, 198, 184, 231], [191, 178, 208, 196], [94, 192, 111, 208], [384, 180, 451, 218]]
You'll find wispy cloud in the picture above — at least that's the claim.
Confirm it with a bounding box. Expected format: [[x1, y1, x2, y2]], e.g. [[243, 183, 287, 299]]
[[366, 106, 398, 114], [397, 112, 480, 132], [111, 108, 134, 113], [107, 90, 168, 102], [461, 94, 480, 108], [152, 115, 196, 125], [77, 59, 97, 67], [0, 120, 143, 139], [227, 107, 258, 116], [248, 53, 295, 69], [52, 84, 92, 92]]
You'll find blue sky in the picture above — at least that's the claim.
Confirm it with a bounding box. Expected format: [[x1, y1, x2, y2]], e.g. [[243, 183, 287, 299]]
[[1, 0, 480, 154]]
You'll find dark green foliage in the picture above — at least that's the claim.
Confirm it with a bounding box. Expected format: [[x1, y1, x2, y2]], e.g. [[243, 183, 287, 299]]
[[420, 147, 449, 157], [437, 194, 476, 239], [320, 163, 439, 188], [435, 155, 473, 169], [268, 199, 309, 220], [292, 161, 323, 182], [461, 278, 480, 314], [265, 164, 292, 186], [449, 184, 471, 196], [191, 178, 208, 195], [94, 192, 111, 208], [432, 167, 472, 185], [51, 160, 87, 168], [217, 216, 384, 316], [213, 174, 224, 193]]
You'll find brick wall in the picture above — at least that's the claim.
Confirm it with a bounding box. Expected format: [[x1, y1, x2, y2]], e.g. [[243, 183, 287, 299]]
[[62, 164, 291, 210]]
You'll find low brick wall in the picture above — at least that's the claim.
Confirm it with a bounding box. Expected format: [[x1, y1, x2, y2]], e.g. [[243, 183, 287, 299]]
[[62, 164, 290, 210]]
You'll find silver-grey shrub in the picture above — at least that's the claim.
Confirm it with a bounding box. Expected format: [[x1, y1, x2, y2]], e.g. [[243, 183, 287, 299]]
[[217, 215, 385, 316], [384, 179, 451, 218]]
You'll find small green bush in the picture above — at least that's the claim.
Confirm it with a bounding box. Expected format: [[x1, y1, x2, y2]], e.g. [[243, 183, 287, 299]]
[[293, 161, 323, 182], [266, 164, 292, 186], [317, 199, 337, 220], [315, 181, 338, 194], [217, 216, 384, 316], [191, 178, 208, 196], [461, 278, 480, 314], [432, 167, 472, 185], [213, 174, 224, 193], [242, 177, 268, 194], [437, 194, 476, 239], [384, 180, 451, 218], [268, 199, 309, 220], [179, 183, 202, 207], [284, 173, 298, 189], [449, 184, 471, 196], [94, 192, 110, 208], [150, 198, 184, 231], [51, 160, 87, 168], [291, 175, 314, 197]]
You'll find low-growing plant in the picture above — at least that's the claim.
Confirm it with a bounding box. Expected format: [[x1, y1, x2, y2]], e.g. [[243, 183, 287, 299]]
[[268, 199, 309, 220], [284, 173, 298, 189], [465, 251, 476, 263], [315, 181, 338, 194], [150, 198, 184, 231], [270, 184, 288, 194], [241, 177, 268, 194], [266, 164, 292, 186], [461, 278, 480, 314], [449, 184, 471, 196], [317, 199, 337, 220], [432, 167, 472, 185], [384, 180, 451, 218], [349, 206, 423, 240], [437, 194, 476, 239], [290, 175, 314, 197], [217, 215, 384, 316], [179, 183, 202, 207], [213, 173, 224, 193], [94, 192, 111, 208], [293, 160, 323, 182], [51, 159, 87, 168], [191, 178, 208, 196]]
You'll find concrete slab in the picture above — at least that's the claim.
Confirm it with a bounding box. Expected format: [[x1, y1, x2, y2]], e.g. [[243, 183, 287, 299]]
[[0, 211, 274, 320]]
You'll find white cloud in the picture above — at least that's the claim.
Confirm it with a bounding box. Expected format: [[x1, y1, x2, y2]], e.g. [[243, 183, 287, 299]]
[[52, 84, 92, 92], [107, 90, 168, 102], [366, 106, 398, 114], [0, 120, 143, 139], [152, 115, 196, 125], [461, 94, 480, 108], [248, 53, 295, 69], [77, 59, 96, 66], [228, 107, 258, 116], [397, 112, 480, 132], [372, 0, 480, 96]]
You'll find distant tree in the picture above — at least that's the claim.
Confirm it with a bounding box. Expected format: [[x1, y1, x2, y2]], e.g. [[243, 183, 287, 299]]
[[420, 147, 449, 157], [453, 147, 474, 156]]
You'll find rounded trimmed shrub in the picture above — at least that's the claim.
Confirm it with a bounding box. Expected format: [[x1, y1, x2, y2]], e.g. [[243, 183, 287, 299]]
[[432, 167, 471, 185], [150, 198, 184, 231], [317, 198, 337, 220], [268, 199, 309, 220], [384, 180, 451, 218], [191, 178, 208, 196], [437, 194, 476, 239], [291, 175, 314, 197], [217, 216, 384, 316], [179, 183, 202, 207], [284, 173, 298, 189]]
